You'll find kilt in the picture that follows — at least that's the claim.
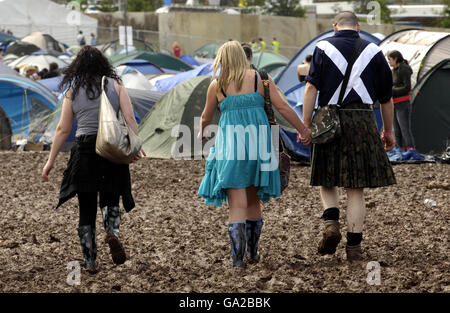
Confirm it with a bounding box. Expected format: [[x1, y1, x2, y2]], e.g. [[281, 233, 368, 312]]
[[310, 102, 396, 188], [56, 135, 135, 212]]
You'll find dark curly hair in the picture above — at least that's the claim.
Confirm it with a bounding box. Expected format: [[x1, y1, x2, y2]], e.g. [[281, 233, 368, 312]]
[[59, 45, 121, 100]]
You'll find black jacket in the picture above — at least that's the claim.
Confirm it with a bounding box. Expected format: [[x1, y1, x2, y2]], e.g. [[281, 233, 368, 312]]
[[392, 62, 413, 97]]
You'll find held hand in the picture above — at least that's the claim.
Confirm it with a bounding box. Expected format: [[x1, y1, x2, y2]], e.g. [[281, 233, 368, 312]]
[[42, 160, 54, 182], [298, 127, 312, 146], [381, 132, 395, 151], [197, 131, 208, 142]]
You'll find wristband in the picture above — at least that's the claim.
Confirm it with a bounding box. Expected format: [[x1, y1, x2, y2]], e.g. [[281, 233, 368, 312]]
[[300, 127, 309, 136], [383, 131, 392, 135]]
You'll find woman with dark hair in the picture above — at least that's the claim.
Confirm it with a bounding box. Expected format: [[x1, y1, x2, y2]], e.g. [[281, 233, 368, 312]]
[[387, 50, 415, 151], [42, 46, 144, 274]]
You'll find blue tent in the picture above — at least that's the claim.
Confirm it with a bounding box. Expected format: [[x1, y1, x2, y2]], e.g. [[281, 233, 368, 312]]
[[37, 75, 63, 93], [180, 55, 200, 67], [274, 30, 382, 161], [119, 59, 165, 75], [152, 62, 215, 92], [0, 75, 57, 140]]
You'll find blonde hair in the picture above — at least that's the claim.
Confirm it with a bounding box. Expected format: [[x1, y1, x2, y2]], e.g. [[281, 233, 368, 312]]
[[212, 41, 248, 93]]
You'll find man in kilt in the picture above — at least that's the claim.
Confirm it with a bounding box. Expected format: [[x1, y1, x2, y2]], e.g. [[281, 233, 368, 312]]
[[301, 11, 396, 261]]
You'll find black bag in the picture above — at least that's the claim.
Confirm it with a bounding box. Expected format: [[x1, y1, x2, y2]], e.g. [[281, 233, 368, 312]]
[[311, 37, 363, 144], [259, 70, 291, 194]]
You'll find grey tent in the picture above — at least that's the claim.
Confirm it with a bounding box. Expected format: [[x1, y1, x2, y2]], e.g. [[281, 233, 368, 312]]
[[411, 58, 450, 154]]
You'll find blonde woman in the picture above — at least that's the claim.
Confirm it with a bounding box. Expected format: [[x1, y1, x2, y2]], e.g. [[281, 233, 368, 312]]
[[198, 41, 311, 267]]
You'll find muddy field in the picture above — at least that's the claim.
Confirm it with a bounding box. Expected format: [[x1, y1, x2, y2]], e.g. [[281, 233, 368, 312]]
[[0, 151, 448, 293]]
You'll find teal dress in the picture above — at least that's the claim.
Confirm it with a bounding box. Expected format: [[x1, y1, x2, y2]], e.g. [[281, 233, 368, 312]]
[[198, 72, 281, 206]]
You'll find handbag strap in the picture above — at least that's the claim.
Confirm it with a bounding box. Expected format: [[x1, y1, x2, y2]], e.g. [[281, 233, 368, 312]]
[[337, 37, 363, 107], [258, 69, 287, 154], [258, 69, 276, 124], [101, 75, 107, 93]]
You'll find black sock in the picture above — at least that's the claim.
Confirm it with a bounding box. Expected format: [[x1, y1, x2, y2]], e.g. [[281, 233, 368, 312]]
[[347, 232, 363, 247], [322, 207, 339, 221]]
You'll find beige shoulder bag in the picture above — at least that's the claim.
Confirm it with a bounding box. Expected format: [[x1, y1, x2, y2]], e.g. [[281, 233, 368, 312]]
[[95, 76, 142, 164]]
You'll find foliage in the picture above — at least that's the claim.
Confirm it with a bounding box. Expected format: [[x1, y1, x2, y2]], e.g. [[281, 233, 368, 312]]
[[437, 0, 450, 28], [263, 0, 305, 18]]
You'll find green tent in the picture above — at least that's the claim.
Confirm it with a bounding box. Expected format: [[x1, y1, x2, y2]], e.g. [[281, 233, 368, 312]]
[[109, 50, 193, 72], [193, 43, 221, 59], [411, 58, 450, 154], [139, 76, 219, 159], [252, 52, 289, 71], [139, 76, 295, 159]]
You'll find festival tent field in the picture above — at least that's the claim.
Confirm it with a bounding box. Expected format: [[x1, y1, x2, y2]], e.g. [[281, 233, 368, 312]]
[[0, 0, 97, 46], [109, 51, 193, 72], [410, 58, 450, 155], [379, 29, 450, 88], [0, 75, 57, 143]]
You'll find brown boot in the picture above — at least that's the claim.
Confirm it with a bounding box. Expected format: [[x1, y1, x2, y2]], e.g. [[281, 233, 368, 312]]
[[346, 245, 363, 261], [318, 221, 342, 255]]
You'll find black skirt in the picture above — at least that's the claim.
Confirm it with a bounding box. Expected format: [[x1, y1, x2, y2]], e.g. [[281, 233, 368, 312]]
[[56, 135, 135, 212], [310, 103, 396, 188]]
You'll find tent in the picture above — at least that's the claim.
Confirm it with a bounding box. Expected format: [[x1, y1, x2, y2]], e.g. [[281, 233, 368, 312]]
[[116, 66, 153, 91], [0, 31, 18, 44], [0, 0, 97, 46], [0, 62, 19, 76], [21, 32, 65, 53], [5, 41, 40, 58], [118, 59, 165, 75], [128, 88, 165, 122], [180, 55, 200, 67], [101, 39, 156, 57], [148, 73, 176, 89], [0, 75, 57, 142], [8, 55, 68, 73], [193, 43, 221, 59], [152, 62, 214, 92], [110, 51, 193, 72], [379, 29, 450, 88], [252, 52, 289, 72], [139, 76, 220, 159], [410, 58, 450, 154]]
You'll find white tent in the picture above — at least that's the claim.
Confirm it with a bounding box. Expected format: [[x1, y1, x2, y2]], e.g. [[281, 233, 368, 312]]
[[379, 29, 450, 88], [0, 0, 97, 46]]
